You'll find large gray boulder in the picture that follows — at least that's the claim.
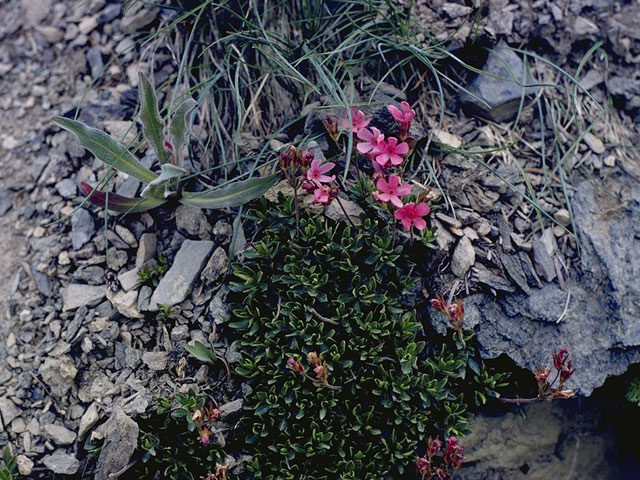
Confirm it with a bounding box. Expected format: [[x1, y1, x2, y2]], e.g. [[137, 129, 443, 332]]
[[431, 179, 640, 395]]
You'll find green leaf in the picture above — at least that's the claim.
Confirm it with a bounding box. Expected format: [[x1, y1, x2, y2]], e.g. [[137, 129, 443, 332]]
[[80, 181, 166, 213], [184, 341, 216, 364], [169, 98, 197, 163], [179, 174, 280, 209], [138, 72, 171, 165], [52, 116, 157, 184], [141, 163, 188, 199]]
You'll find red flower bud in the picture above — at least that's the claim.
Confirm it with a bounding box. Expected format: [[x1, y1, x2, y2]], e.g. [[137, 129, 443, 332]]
[[426, 436, 442, 457], [198, 427, 212, 447]]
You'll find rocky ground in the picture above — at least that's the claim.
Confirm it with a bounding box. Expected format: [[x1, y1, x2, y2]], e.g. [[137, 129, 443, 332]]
[[0, 0, 639, 478]]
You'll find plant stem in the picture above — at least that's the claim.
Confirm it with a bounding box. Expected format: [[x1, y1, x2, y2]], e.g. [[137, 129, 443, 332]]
[[335, 196, 356, 229], [293, 183, 300, 240], [497, 397, 541, 404]]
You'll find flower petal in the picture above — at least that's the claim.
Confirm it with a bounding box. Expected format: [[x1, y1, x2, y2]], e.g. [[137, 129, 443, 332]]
[[401, 218, 412, 230], [318, 162, 335, 174], [396, 184, 411, 196], [376, 177, 389, 192], [415, 203, 430, 216], [388, 175, 400, 189], [394, 208, 407, 220], [395, 142, 409, 155], [414, 218, 427, 231], [357, 128, 373, 141], [390, 195, 404, 208]]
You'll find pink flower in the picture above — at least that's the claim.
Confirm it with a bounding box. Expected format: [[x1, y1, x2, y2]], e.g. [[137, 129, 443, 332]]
[[306, 159, 335, 186], [356, 127, 385, 156], [375, 175, 411, 208], [313, 186, 338, 205], [375, 137, 409, 167], [341, 107, 370, 134], [388, 101, 416, 124], [287, 357, 304, 374], [394, 202, 430, 231], [416, 456, 432, 476], [426, 436, 442, 457], [443, 436, 464, 469], [198, 428, 212, 447]]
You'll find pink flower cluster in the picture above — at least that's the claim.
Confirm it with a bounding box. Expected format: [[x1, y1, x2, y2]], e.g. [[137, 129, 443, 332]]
[[279, 145, 339, 206], [534, 347, 576, 400], [287, 351, 330, 388], [416, 436, 464, 480], [344, 103, 430, 232]]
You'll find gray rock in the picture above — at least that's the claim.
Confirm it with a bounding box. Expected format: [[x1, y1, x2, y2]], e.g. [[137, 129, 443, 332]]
[[0, 398, 20, 426], [55, 178, 77, 198], [554, 208, 571, 227], [574, 16, 599, 35], [460, 41, 540, 122], [94, 409, 138, 480], [209, 287, 231, 324], [107, 289, 142, 319], [138, 285, 152, 311], [219, 399, 243, 421], [72, 265, 105, 285], [98, 4, 121, 24], [16, 455, 33, 476], [459, 400, 637, 480], [142, 351, 168, 371], [531, 233, 556, 282], [42, 424, 77, 445], [583, 132, 605, 154], [148, 240, 214, 310], [61, 283, 106, 311], [39, 356, 78, 398], [0, 189, 12, 216], [447, 179, 640, 396], [118, 268, 141, 291], [170, 325, 189, 341], [42, 451, 80, 475], [200, 246, 228, 284], [225, 341, 242, 364], [116, 176, 140, 198], [135, 233, 157, 268], [86, 47, 104, 78], [175, 204, 211, 239], [71, 209, 95, 250], [442, 3, 472, 18], [121, 7, 158, 34], [78, 403, 100, 440], [451, 236, 475, 277]]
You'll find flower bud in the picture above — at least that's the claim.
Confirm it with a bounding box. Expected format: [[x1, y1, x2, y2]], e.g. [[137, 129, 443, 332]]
[[299, 150, 314, 172], [426, 436, 442, 457], [198, 427, 212, 447]]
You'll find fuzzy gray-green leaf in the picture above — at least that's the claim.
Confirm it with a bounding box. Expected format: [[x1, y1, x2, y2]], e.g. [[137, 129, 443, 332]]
[[141, 163, 188, 199], [184, 341, 216, 364], [179, 174, 280, 209], [169, 98, 197, 163], [139, 72, 171, 164], [52, 116, 158, 184]]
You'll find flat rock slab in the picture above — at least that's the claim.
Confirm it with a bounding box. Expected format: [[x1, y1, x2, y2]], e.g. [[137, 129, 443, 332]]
[[95, 408, 138, 480], [61, 284, 106, 312], [460, 41, 540, 122], [434, 179, 640, 396], [148, 240, 214, 311], [42, 451, 80, 475]]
